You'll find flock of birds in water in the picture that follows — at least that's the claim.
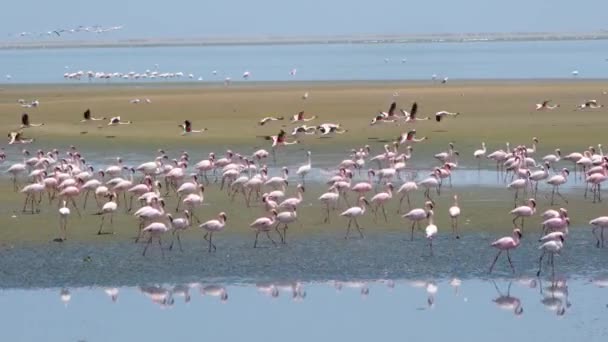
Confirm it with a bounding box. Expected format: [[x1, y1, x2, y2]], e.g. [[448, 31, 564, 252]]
[[49, 277, 608, 316], [2, 94, 608, 279]]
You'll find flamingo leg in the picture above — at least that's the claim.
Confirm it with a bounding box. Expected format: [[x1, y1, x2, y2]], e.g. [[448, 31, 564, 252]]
[[274, 223, 284, 243], [22, 193, 29, 212], [381, 204, 388, 222], [283, 225, 288, 244], [253, 231, 260, 248], [354, 218, 364, 238], [158, 237, 165, 258], [169, 230, 177, 250], [592, 227, 601, 248], [506, 250, 515, 273], [142, 236, 153, 256], [266, 231, 277, 246], [536, 250, 545, 276], [70, 197, 81, 217], [488, 250, 502, 274], [345, 219, 352, 239], [556, 186, 568, 204]]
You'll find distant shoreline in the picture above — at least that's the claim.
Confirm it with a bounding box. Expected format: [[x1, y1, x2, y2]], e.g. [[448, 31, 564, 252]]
[[1, 31, 608, 50]]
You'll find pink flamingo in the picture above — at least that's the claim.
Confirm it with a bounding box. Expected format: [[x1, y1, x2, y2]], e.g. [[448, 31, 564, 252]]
[[58, 178, 84, 217], [351, 170, 375, 197], [195, 153, 215, 184], [396, 181, 418, 212], [488, 228, 522, 274], [126, 177, 153, 212], [250, 210, 278, 247], [537, 232, 565, 277], [175, 175, 199, 212], [509, 198, 536, 230], [318, 187, 339, 223], [547, 168, 569, 205], [20, 176, 45, 213], [182, 185, 204, 223], [370, 183, 393, 222], [97, 193, 118, 235], [590, 216, 608, 248], [402, 201, 433, 241], [340, 197, 369, 239], [278, 184, 305, 211], [449, 194, 461, 238], [142, 222, 170, 257], [167, 211, 191, 251], [585, 164, 608, 202], [200, 212, 228, 252]]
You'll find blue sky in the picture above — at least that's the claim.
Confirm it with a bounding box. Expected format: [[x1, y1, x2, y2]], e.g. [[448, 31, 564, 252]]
[[2, 0, 607, 39]]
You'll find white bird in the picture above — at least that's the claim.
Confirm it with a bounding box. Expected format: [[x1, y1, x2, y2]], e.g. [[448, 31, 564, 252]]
[[107, 116, 132, 125], [537, 233, 565, 277], [296, 151, 312, 184], [425, 209, 438, 255], [58, 200, 70, 241], [448, 195, 461, 239]]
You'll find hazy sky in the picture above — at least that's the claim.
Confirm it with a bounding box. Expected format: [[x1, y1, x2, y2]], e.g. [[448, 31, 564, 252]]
[[2, 0, 607, 39]]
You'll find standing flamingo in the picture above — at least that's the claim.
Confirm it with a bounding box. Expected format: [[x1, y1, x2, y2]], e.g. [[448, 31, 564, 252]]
[[340, 197, 369, 239], [182, 185, 204, 223], [58, 200, 70, 241], [200, 212, 228, 252], [509, 198, 536, 230], [547, 168, 569, 205], [370, 183, 393, 222], [403, 201, 433, 241], [425, 208, 438, 255], [488, 228, 522, 274], [537, 232, 565, 277], [319, 187, 339, 223], [250, 210, 278, 248], [448, 194, 461, 239], [97, 193, 118, 235], [296, 151, 312, 185], [473, 142, 486, 169], [167, 211, 191, 252], [590, 216, 608, 248], [142, 221, 171, 257], [396, 181, 418, 213]]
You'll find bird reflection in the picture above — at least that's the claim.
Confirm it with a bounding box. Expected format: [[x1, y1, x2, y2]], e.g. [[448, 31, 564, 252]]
[[539, 278, 570, 316], [449, 278, 462, 296], [492, 281, 523, 316], [257, 283, 280, 298], [60, 288, 71, 306], [590, 278, 608, 288], [275, 282, 306, 301], [408, 280, 437, 308], [104, 288, 119, 303], [334, 281, 369, 297], [201, 285, 228, 302], [139, 286, 174, 308], [171, 284, 191, 303]]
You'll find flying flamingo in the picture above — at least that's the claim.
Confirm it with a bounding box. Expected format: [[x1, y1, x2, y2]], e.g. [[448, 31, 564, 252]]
[[199, 212, 227, 252], [435, 111, 460, 122], [258, 116, 284, 126], [576, 100, 603, 110], [80, 109, 106, 122], [296, 151, 312, 185], [370, 183, 393, 222], [340, 197, 369, 239], [20, 113, 45, 128], [8, 131, 34, 145], [448, 195, 461, 238], [488, 228, 522, 274], [510, 198, 536, 230], [264, 130, 299, 163], [178, 120, 207, 135], [397, 129, 427, 145], [547, 168, 570, 205], [250, 210, 278, 248], [536, 100, 559, 111], [317, 123, 347, 135], [290, 111, 317, 123], [402, 201, 433, 241], [97, 193, 118, 235], [107, 116, 132, 125]]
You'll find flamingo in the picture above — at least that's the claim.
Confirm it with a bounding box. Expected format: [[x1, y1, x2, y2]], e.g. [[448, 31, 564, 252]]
[[134, 199, 166, 240], [199, 212, 227, 252], [8, 131, 34, 145], [258, 116, 284, 126], [340, 197, 369, 239], [290, 111, 317, 123], [296, 151, 312, 184], [179, 120, 207, 135], [425, 208, 438, 255], [536, 100, 559, 111], [576, 100, 603, 110], [319, 187, 339, 223], [7, 157, 27, 191], [473, 142, 486, 169], [20, 113, 45, 128], [507, 170, 531, 207], [182, 185, 204, 223], [585, 164, 608, 202], [526, 137, 539, 155], [250, 210, 278, 248], [351, 170, 375, 198], [58, 200, 70, 241], [435, 111, 460, 122], [278, 184, 305, 210], [589, 216, 608, 248], [141, 221, 171, 257], [80, 109, 106, 122], [547, 168, 569, 205], [20, 177, 45, 213], [488, 228, 522, 274], [397, 129, 427, 145], [317, 123, 346, 135], [402, 201, 433, 241], [97, 193, 118, 235], [537, 233, 565, 277], [107, 116, 132, 125], [510, 198, 536, 230], [449, 195, 461, 239], [275, 209, 298, 243], [396, 181, 418, 212], [529, 163, 550, 196], [291, 125, 317, 136], [418, 169, 441, 201], [167, 211, 191, 252], [370, 183, 393, 222], [58, 178, 83, 217]]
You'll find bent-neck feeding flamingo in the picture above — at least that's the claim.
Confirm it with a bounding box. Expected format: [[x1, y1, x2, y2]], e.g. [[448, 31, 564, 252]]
[[489, 228, 522, 274]]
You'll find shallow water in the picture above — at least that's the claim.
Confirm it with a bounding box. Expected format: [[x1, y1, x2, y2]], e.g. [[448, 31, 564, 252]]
[[2, 277, 608, 342], [1, 40, 607, 83]]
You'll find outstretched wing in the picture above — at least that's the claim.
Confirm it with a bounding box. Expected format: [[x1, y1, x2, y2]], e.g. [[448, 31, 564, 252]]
[[21, 113, 29, 126], [84, 109, 91, 120], [184, 120, 192, 132], [435, 113, 442, 122], [410, 102, 418, 118], [388, 102, 396, 116], [542, 100, 549, 107]]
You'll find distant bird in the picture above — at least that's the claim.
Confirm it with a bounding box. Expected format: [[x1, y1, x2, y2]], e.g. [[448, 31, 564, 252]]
[[488, 228, 522, 274], [577, 100, 603, 110], [448, 195, 461, 239], [435, 111, 460, 122], [590, 216, 608, 248], [243, 71, 251, 79], [21, 113, 44, 128], [290, 68, 297, 76], [536, 100, 559, 111], [291, 125, 316, 136], [107, 116, 132, 126], [199, 212, 227, 252], [317, 123, 346, 135], [340, 197, 369, 239], [258, 116, 284, 126], [473, 142, 487, 169], [302, 92, 308, 100], [58, 200, 70, 241], [441, 77, 449, 84], [80, 109, 106, 122], [178, 120, 207, 135]]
